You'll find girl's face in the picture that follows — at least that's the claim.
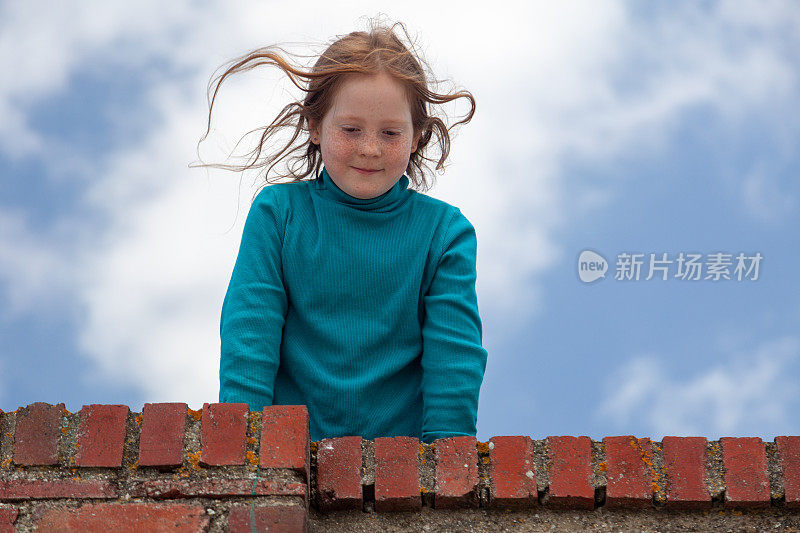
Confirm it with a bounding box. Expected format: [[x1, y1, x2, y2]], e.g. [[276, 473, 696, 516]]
[[310, 72, 420, 199]]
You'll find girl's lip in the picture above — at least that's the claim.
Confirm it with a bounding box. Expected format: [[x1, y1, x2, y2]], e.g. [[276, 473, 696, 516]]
[[353, 166, 380, 174]]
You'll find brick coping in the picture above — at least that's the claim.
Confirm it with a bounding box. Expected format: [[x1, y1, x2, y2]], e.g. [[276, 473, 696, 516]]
[[0, 403, 798, 531]]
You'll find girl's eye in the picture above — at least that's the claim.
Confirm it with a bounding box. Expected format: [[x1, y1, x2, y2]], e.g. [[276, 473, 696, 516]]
[[342, 127, 359, 133], [384, 131, 399, 137]]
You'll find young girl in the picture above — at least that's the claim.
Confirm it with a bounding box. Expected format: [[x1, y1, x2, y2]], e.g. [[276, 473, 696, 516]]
[[204, 20, 487, 444]]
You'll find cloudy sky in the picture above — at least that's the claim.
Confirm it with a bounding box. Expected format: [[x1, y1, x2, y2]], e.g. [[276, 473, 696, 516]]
[[1, 1, 799, 441]]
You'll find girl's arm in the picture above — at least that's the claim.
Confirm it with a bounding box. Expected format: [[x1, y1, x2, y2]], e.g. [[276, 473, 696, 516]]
[[420, 209, 488, 444], [219, 187, 287, 410]]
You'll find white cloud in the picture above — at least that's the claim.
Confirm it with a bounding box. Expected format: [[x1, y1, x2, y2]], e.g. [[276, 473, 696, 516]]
[[0, 210, 80, 322], [598, 336, 800, 438], [0, 1, 199, 160], [741, 163, 797, 224], [0, 1, 798, 405]]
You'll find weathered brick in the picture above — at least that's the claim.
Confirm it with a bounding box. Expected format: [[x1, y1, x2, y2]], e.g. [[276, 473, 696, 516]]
[[200, 402, 248, 466], [0, 506, 18, 533], [374, 436, 421, 511], [139, 402, 187, 467], [74, 404, 129, 467], [0, 479, 117, 500], [662, 436, 711, 509], [128, 478, 306, 499], [488, 436, 537, 508], [604, 436, 653, 509], [545, 436, 594, 509], [13, 402, 63, 466], [228, 504, 307, 533], [34, 502, 209, 532], [434, 436, 479, 509], [721, 437, 770, 508], [776, 436, 800, 508], [260, 405, 309, 478], [316, 436, 362, 512]]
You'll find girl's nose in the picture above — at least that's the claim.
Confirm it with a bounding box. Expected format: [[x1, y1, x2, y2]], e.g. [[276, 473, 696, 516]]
[[359, 133, 381, 157]]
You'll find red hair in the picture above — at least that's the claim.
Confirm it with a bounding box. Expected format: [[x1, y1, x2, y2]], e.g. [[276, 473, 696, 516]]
[[193, 18, 475, 197]]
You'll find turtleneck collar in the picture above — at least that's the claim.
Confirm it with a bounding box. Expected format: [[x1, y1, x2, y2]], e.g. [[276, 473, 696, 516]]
[[314, 167, 410, 213]]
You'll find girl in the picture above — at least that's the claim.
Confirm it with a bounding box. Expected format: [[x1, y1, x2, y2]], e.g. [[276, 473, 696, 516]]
[[203, 19, 487, 444]]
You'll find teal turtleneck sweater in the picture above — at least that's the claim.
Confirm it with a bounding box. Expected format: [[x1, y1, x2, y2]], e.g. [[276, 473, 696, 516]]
[[219, 167, 487, 443]]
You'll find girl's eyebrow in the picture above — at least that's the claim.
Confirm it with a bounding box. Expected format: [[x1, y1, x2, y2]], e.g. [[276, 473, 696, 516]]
[[336, 114, 408, 126]]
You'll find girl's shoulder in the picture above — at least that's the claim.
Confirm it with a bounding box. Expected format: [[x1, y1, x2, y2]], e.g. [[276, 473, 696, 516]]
[[408, 189, 472, 227], [253, 178, 315, 205]]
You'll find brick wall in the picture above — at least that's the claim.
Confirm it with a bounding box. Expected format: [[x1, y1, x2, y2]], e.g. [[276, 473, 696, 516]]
[[0, 403, 799, 532]]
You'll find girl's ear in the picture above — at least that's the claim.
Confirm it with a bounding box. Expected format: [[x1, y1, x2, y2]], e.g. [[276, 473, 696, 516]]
[[308, 119, 320, 145], [411, 131, 421, 153]]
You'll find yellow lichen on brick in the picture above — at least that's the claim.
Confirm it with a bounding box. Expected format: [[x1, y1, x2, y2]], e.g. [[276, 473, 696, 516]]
[[187, 408, 202, 421], [134, 414, 142, 426], [476, 441, 490, 454], [4, 433, 11, 439], [482, 457, 490, 465], [420, 486, 429, 494], [187, 450, 202, 470], [247, 437, 257, 445], [62, 407, 70, 417], [598, 461, 607, 472], [60, 427, 68, 435], [246, 450, 257, 466], [128, 460, 139, 471], [1, 458, 12, 468], [310, 442, 318, 454]]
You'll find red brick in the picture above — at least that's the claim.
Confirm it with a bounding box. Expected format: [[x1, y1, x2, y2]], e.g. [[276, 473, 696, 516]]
[[13, 402, 63, 466], [0, 479, 116, 500], [139, 402, 187, 467], [374, 436, 421, 511], [260, 405, 309, 478], [662, 436, 711, 509], [229, 504, 307, 533], [488, 436, 537, 508], [546, 436, 594, 509], [34, 502, 208, 532], [721, 437, 770, 508], [74, 405, 129, 467], [316, 436, 362, 512], [0, 506, 18, 533], [776, 436, 800, 508], [434, 436, 479, 509], [604, 436, 653, 509], [128, 478, 306, 499], [200, 402, 248, 466]]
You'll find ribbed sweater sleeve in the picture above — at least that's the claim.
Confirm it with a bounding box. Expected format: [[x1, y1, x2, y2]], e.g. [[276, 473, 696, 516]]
[[219, 187, 287, 409], [420, 209, 488, 443]]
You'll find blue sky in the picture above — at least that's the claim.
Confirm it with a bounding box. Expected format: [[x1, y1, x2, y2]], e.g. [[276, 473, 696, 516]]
[[1, 1, 799, 441]]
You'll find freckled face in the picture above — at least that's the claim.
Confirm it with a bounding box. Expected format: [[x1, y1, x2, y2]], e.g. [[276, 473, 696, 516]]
[[310, 72, 420, 199]]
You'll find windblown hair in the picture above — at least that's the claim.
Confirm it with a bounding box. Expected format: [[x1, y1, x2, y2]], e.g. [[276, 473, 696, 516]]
[[192, 18, 475, 194]]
